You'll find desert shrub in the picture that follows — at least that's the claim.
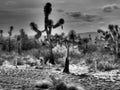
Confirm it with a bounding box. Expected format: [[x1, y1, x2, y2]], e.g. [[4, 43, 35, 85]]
[[69, 50, 81, 59], [87, 44, 97, 53], [1, 39, 16, 51], [0, 58, 4, 65], [35, 80, 53, 89], [78, 44, 97, 54], [22, 40, 41, 51], [68, 86, 78, 90], [32, 50, 41, 59], [86, 58, 93, 65], [84, 52, 119, 72], [1, 43, 7, 51], [55, 82, 68, 90], [97, 60, 119, 71], [17, 59, 25, 65], [26, 60, 37, 67], [39, 47, 51, 64], [53, 51, 65, 60], [53, 51, 65, 66], [84, 52, 100, 65], [55, 58, 65, 67], [99, 46, 112, 55]]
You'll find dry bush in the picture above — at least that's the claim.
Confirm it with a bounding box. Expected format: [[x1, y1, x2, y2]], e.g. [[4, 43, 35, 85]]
[[0, 58, 4, 65], [69, 51, 82, 59], [16, 58, 25, 65], [97, 60, 119, 71], [55, 82, 68, 90], [84, 51, 119, 72]]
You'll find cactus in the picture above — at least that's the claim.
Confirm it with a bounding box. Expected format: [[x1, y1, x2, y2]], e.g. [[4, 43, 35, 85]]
[[8, 26, 14, 52], [97, 24, 120, 58], [30, 2, 64, 65]]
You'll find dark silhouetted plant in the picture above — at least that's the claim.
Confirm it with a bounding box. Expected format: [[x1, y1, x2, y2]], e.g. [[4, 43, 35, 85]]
[[8, 26, 13, 52], [63, 30, 77, 73], [30, 2, 64, 65], [30, 22, 45, 39], [17, 35, 22, 55], [19, 29, 29, 50], [97, 24, 120, 59]]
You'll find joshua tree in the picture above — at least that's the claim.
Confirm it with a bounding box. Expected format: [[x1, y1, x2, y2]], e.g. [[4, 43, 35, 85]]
[[0, 30, 3, 41], [8, 26, 14, 52], [83, 38, 89, 49], [68, 30, 77, 46], [19, 29, 29, 50], [89, 34, 92, 40], [43, 2, 64, 65], [97, 24, 120, 59], [63, 30, 77, 73], [30, 2, 64, 65], [63, 37, 71, 73]]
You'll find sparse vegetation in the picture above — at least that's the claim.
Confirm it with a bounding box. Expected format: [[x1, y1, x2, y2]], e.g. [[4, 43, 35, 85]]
[[0, 2, 120, 90]]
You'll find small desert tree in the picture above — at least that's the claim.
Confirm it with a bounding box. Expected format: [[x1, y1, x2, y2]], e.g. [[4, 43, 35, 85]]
[[30, 2, 64, 65], [63, 30, 77, 73], [98, 24, 120, 59], [8, 26, 14, 52]]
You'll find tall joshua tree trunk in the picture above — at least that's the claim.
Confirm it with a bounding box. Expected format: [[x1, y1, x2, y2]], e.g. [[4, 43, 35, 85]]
[[63, 45, 70, 73], [49, 41, 55, 64], [48, 32, 55, 64]]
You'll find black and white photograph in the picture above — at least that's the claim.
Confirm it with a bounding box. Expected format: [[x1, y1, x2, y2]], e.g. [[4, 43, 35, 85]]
[[0, 0, 120, 90]]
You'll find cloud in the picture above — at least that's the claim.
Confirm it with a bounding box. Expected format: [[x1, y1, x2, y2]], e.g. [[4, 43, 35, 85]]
[[102, 4, 120, 12], [66, 12, 82, 19], [65, 12, 102, 22], [57, 9, 64, 13], [5, 1, 16, 6]]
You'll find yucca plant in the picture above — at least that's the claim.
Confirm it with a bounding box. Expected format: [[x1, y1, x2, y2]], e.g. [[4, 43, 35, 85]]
[[30, 2, 64, 65]]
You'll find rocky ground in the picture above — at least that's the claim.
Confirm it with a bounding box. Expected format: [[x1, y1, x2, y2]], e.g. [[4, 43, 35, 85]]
[[0, 63, 120, 90]]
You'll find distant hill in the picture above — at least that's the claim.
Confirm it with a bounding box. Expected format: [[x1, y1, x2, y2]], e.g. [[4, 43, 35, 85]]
[[79, 32, 101, 41]]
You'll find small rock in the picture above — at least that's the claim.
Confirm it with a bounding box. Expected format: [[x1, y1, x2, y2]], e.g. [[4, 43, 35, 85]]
[[34, 80, 53, 89], [67, 84, 85, 90]]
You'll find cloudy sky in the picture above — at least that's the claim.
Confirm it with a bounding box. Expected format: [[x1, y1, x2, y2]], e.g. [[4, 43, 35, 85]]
[[1, 0, 120, 36]]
